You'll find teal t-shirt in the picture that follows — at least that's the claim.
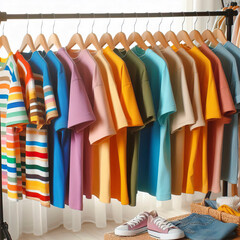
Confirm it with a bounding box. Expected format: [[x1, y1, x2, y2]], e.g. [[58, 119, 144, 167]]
[[211, 43, 240, 184], [131, 46, 176, 201]]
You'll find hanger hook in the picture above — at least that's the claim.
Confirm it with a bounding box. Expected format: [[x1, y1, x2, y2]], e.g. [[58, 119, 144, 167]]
[[194, 12, 198, 30], [52, 13, 56, 34], [158, 12, 163, 31], [26, 14, 29, 34], [170, 12, 174, 31], [206, 11, 210, 30], [146, 12, 149, 31], [2, 23, 5, 35], [91, 13, 95, 33], [77, 13, 81, 33], [182, 12, 185, 30], [134, 12, 137, 32], [106, 13, 111, 33], [40, 14, 43, 34], [121, 13, 125, 32]]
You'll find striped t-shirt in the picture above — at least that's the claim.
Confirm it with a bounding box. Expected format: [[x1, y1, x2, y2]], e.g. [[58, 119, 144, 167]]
[[21, 51, 58, 207], [0, 53, 29, 200], [15, 51, 43, 198]]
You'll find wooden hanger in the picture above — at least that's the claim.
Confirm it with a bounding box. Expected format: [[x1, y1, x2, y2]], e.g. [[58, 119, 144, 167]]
[[165, 15, 182, 49], [128, 14, 148, 50], [213, 28, 227, 44], [189, 29, 205, 46], [100, 32, 115, 49], [0, 24, 12, 54], [48, 16, 62, 50], [153, 17, 169, 48], [19, 16, 36, 52], [66, 16, 85, 50], [99, 15, 115, 49], [84, 16, 101, 51], [48, 33, 62, 50], [142, 18, 156, 47], [202, 29, 219, 47], [153, 31, 169, 48], [113, 16, 130, 51], [113, 32, 130, 51], [189, 14, 204, 46], [202, 12, 219, 47], [34, 16, 50, 52], [19, 33, 36, 52]]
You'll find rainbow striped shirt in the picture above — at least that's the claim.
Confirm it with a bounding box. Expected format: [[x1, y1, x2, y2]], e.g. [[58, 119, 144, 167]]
[[21, 51, 58, 207], [0, 53, 29, 201]]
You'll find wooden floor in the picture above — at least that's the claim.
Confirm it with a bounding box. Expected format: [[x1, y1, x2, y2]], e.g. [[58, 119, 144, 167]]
[[19, 221, 119, 240]]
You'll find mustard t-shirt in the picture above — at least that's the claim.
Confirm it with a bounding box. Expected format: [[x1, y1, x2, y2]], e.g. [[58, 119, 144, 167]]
[[103, 47, 143, 205]]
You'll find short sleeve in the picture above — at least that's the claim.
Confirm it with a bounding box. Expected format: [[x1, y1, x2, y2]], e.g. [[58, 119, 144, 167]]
[[216, 63, 236, 123], [158, 64, 176, 125], [140, 69, 156, 126], [89, 65, 116, 144], [6, 76, 28, 128], [43, 67, 59, 124], [68, 73, 95, 132], [121, 64, 143, 127], [190, 65, 205, 130], [54, 65, 70, 132], [205, 65, 221, 121]]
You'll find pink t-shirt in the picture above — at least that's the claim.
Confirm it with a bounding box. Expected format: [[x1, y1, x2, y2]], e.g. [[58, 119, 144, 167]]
[[56, 48, 96, 210], [67, 49, 116, 207], [199, 43, 236, 193]]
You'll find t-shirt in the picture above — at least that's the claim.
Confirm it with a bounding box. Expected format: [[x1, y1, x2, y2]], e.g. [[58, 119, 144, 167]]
[[114, 48, 156, 206], [212, 42, 240, 184], [199, 43, 236, 193], [156, 46, 196, 197], [56, 48, 95, 210], [67, 49, 115, 205], [39, 50, 70, 208], [89, 50, 127, 204], [132, 46, 176, 201], [171, 47, 205, 195], [21, 51, 58, 206], [159, 46, 195, 133], [0, 53, 28, 201], [14, 51, 40, 198], [103, 46, 143, 205], [182, 45, 221, 194]]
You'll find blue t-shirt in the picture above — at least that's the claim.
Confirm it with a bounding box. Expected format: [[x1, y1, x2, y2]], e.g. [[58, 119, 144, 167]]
[[211, 43, 240, 184], [39, 50, 70, 208], [131, 46, 176, 201]]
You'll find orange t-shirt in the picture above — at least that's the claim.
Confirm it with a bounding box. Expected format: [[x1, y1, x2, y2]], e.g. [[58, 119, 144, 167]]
[[182, 46, 221, 194], [103, 47, 143, 204]]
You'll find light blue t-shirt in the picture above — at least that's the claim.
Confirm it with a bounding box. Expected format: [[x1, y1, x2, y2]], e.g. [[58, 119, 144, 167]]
[[131, 46, 176, 201], [39, 50, 70, 208], [211, 43, 240, 184]]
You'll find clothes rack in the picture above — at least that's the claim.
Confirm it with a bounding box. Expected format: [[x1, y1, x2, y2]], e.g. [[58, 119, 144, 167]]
[[0, 9, 238, 240]]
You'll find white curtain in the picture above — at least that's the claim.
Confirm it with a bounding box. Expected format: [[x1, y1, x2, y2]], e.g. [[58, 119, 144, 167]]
[[1, 0, 224, 239]]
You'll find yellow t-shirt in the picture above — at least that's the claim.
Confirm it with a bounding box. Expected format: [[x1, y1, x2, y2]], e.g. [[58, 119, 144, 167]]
[[103, 46, 143, 205], [89, 50, 127, 203], [182, 46, 221, 194]]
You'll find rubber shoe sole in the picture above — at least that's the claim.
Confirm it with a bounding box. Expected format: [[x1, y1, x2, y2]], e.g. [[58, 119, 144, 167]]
[[114, 226, 147, 236], [148, 229, 185, 239]]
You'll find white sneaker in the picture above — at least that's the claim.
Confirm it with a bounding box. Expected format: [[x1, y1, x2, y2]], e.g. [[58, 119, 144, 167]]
[[147, 215, 185, 239], [114, 210, 158, 236]]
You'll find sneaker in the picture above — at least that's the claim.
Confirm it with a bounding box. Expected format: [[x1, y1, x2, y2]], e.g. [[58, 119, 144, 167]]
[[114, 210, 158, 236], [147, 215, 185, 239]]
